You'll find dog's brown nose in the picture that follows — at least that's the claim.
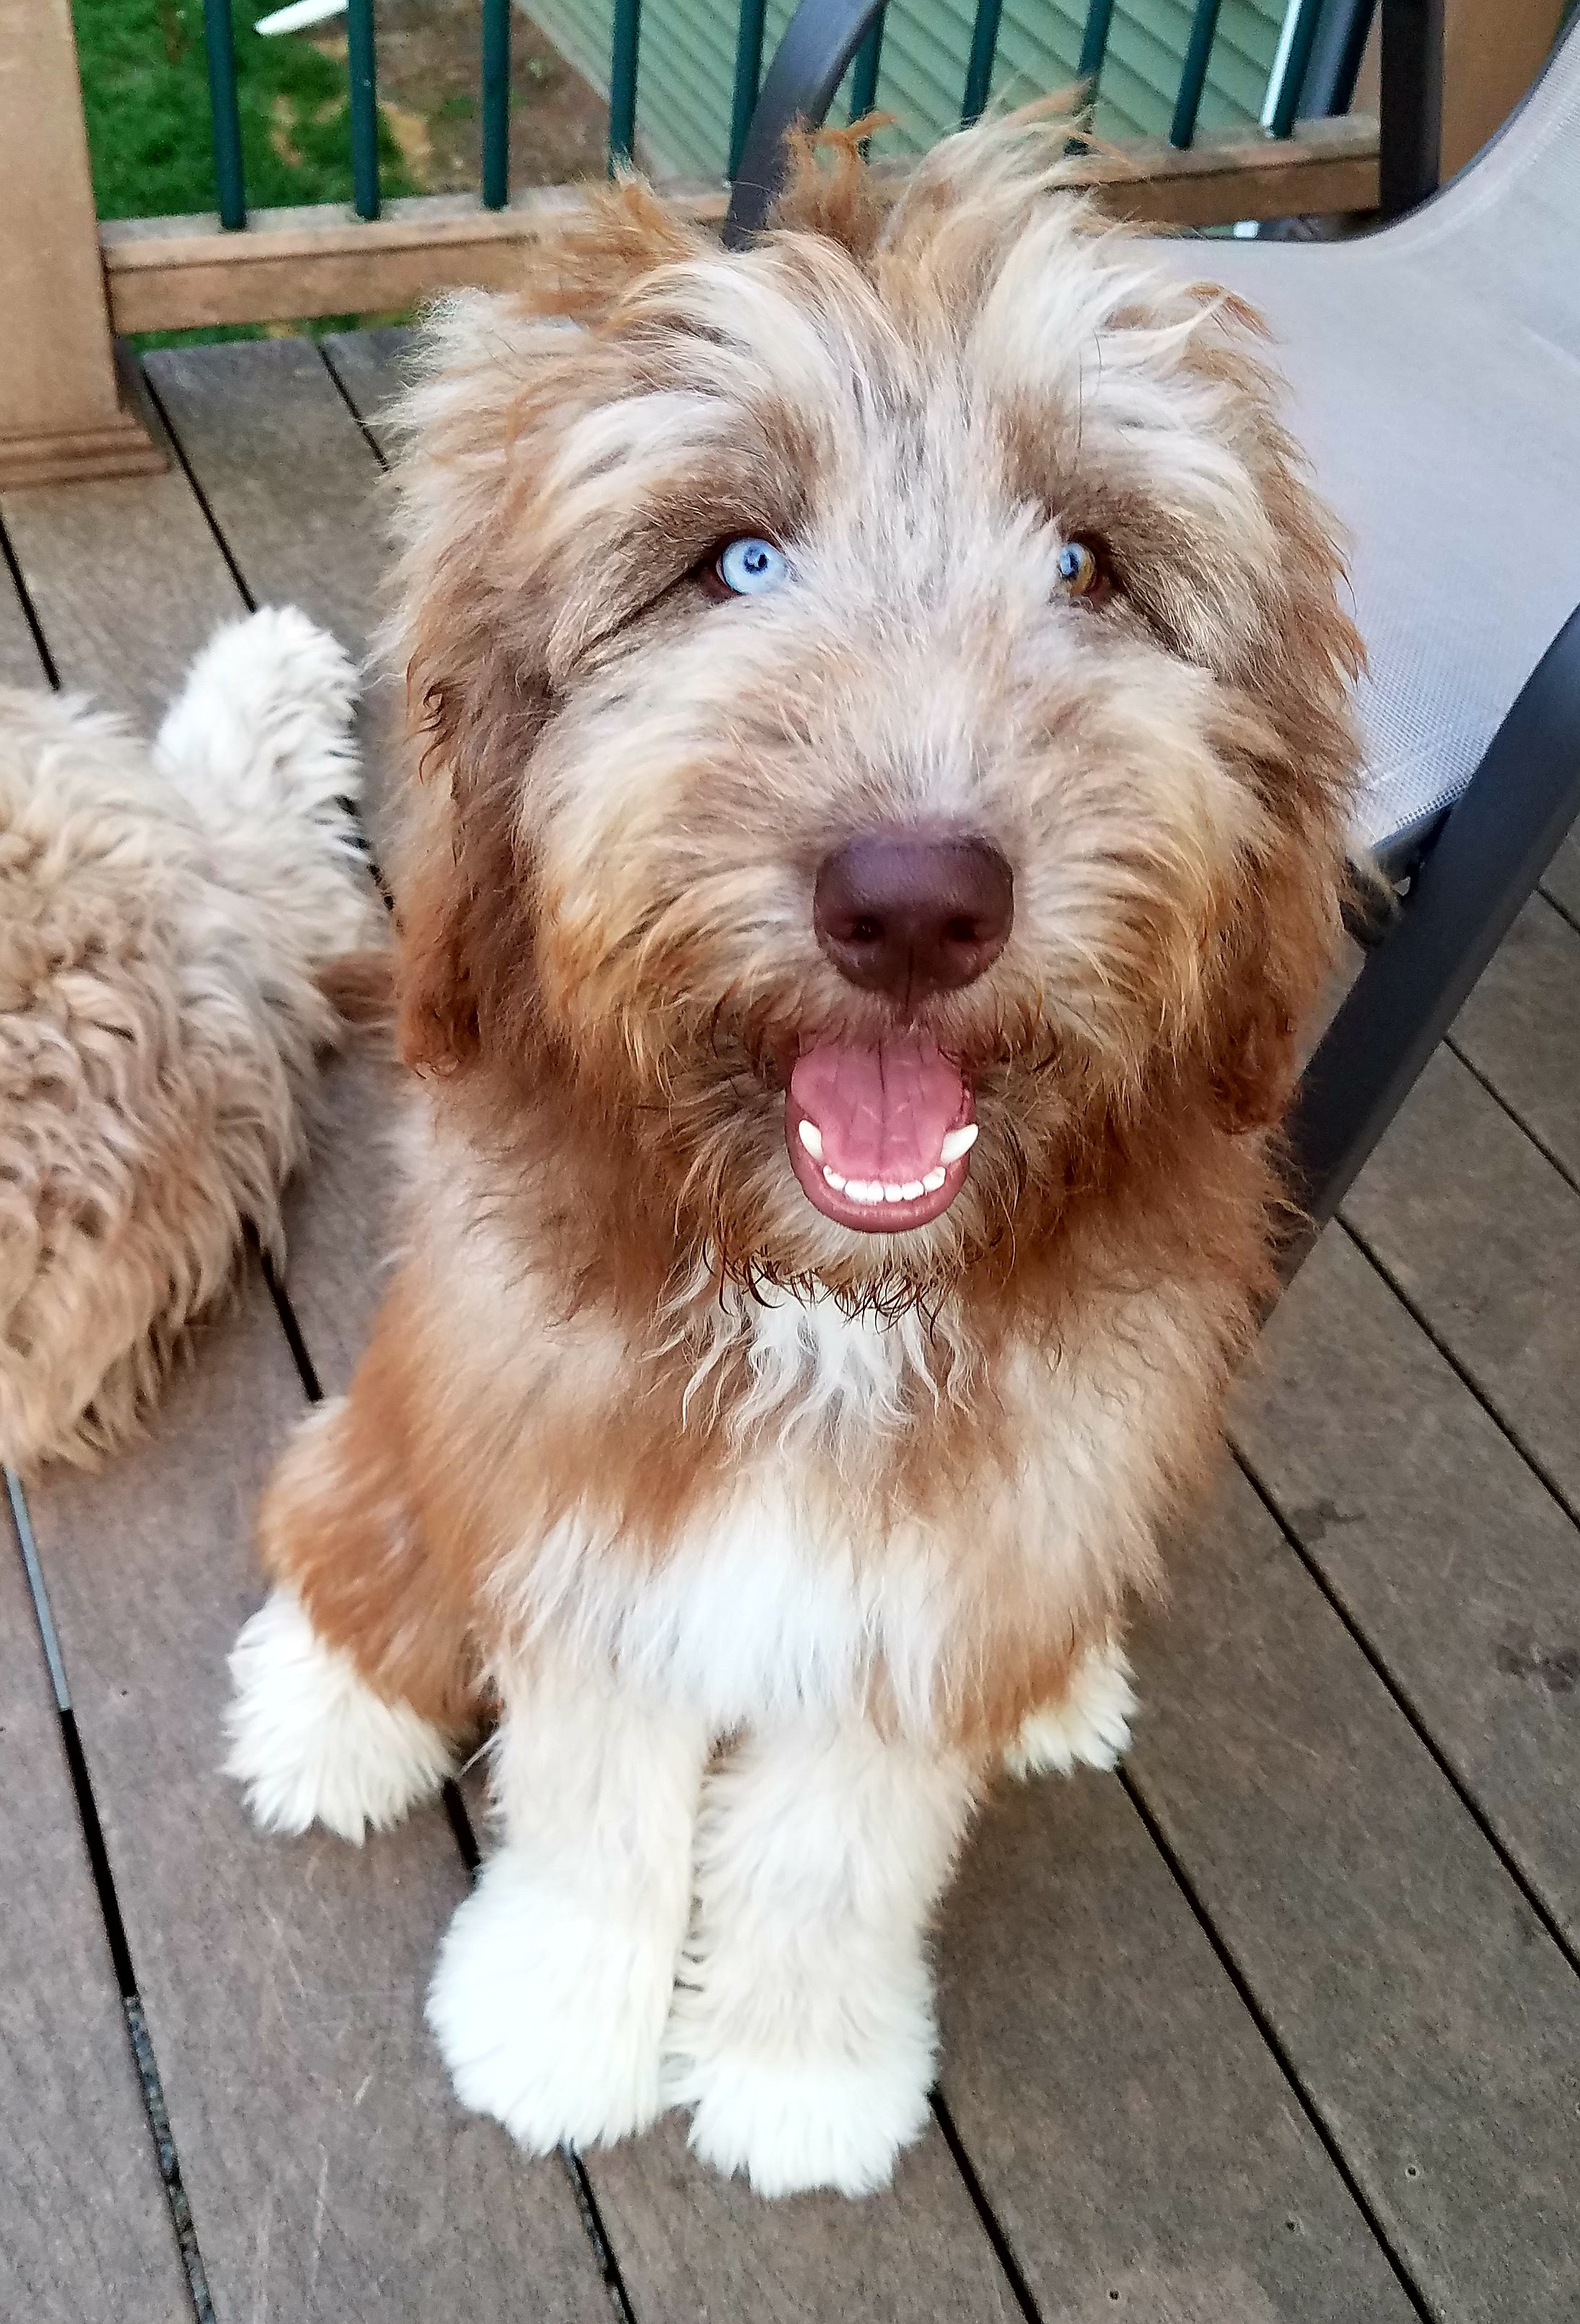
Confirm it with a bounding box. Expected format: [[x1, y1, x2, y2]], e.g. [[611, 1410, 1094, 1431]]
[[813, 828, 1014, 1001]]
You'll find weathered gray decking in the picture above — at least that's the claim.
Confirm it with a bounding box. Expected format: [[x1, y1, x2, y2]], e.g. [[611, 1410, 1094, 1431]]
[[2, 331, 1576, 2324]]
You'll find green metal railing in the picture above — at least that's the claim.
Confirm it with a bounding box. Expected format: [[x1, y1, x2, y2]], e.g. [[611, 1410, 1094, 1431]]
[[197, 0, 1358, 234]]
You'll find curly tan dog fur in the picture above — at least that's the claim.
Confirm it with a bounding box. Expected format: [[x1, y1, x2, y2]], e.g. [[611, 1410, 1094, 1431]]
[[0, 610, 385, 1471], [228, 123, 1360, 2197]]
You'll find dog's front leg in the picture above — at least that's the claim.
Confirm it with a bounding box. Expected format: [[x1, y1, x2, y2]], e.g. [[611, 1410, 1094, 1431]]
[[428, 1645, 707, 2156], [663, 1719, 981, 2198]]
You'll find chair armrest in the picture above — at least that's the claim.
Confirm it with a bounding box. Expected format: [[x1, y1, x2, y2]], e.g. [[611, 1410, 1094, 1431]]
[[1284, 598, 1580, 1273], [1379, 0, 1444, 219], [723, 0, 891, 247]]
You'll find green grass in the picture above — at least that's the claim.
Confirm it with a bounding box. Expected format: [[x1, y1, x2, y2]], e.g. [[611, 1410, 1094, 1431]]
[[74, 0, 416, 219], [73, 0, 417, 342]]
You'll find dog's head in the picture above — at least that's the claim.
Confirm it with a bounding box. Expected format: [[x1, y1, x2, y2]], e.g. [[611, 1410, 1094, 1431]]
[[391, 125, 1360, 1305]]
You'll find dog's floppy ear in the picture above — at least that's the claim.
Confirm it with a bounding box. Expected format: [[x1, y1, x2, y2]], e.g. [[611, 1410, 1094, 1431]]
[[1201, 815, 1337, 1136], [393, 687, 546, 1078], [387, 190, 714, 1079]]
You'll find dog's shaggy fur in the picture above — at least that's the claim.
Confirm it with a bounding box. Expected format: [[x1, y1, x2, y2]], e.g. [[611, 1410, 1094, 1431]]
[[0, 608, 385, 1470], [227, 123, 1361, 2196]]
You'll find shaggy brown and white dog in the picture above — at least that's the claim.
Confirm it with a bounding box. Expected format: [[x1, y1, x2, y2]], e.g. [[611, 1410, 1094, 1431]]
[[226, 123, 1360, 2197], [1, 609, 384, 1471]]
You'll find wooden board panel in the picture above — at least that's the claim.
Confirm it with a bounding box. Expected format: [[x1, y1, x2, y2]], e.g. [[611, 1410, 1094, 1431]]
[[321, 328, 417, 465], [100, 120, 1378, 335], [1234, 1218, 1580, 1942], [0, 550, 48, 687], [1341, 1045, 1580, 1514], [937, 1768, 1418, 2324], [589, 2114, 1018, 2323], [24, 1280, 612, 2324], [0, 395, 242, 728], [1541, 828, 1580, 924], [0, 1501, 187, 2323], [142, 338, 407, 851], [1125, 1465, 1580, 2323], [1451, 893, 1580, 1187], [281, 1043, 407, 1398]]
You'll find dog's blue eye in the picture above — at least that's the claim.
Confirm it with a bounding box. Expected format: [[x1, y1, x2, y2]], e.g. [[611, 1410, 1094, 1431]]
[[1055, 537, 1110, 602], [716, 537, 790, 596]]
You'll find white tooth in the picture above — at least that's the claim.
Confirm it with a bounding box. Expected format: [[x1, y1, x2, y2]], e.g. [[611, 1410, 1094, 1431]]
[[823, 1166, 846, 1191], [939, 1123, 978, 1165], [883, 1183, 905, 1203], [902, 1180, 924, 1201], [798, 1119, 824, 1160], [922, 1167, 947, 1193], [855, 1181, 882, 1203]]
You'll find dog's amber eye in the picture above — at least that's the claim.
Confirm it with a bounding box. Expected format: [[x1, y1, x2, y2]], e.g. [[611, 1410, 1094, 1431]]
[[715, 536, 791, 596], [1055, 539, 1111, 604]]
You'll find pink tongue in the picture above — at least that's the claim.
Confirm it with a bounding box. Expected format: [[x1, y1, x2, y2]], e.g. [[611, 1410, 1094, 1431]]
[[790, 1034, 970, 1182]]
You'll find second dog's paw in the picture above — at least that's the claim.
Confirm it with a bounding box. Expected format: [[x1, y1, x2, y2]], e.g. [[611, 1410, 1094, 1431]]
[[429, 1853, 675, 2153], [1003, 1639, 1137, 1780], [224, 1586, 455, 1843], [664, 2036, 932, 2198]]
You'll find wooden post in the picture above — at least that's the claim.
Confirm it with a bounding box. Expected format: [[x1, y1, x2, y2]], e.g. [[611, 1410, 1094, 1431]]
[[0, 0, 162, 486]]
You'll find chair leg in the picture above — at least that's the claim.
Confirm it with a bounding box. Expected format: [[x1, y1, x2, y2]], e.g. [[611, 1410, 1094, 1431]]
[[1283, 600, 1580, 1278]]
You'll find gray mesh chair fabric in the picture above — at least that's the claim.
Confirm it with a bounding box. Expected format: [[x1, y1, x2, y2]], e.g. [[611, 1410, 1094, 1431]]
[[1154, 30, 1580, 852]]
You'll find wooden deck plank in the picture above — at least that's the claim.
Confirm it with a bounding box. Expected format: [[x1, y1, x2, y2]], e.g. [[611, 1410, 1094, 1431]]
[[1539, 827, 1580, 925], [589, 2118, 1019, 2324], [1341, 1045, 1580, 1515], [23, 1281, 613, 2324], [0, 549, 48, 686], [1452, 893, 1580, 1189], [1234, 1217, 1580, 1944], [0, 1499, 188, 2323], [9, 341, 611, 2321], [321, 327, 416, 464], [0, 400, 242, 727], [141, 338, 405, 851], [1125, 1465, 1580, 2324], [938, 1768, 1421, 2324]]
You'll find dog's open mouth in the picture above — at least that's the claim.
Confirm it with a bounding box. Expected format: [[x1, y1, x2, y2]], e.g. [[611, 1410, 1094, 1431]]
[[784, 1033, 976, 1233]]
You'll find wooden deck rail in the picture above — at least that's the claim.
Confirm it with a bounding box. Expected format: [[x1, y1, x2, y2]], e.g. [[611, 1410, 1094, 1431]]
[[1, 0, 1384, 489]]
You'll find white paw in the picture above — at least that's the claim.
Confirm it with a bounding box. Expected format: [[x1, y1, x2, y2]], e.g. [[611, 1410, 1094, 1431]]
[[664, 2035, 933, 2198], [224, 1586, 455, 1843], [662, 1963, 936, 2198], [429, 1851, 677, 2154], [1003, 1640, 1137, 1779]]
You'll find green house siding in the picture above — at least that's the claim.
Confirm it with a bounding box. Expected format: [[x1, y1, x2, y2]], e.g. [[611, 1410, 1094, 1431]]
[[520, 0, 1290, 181]]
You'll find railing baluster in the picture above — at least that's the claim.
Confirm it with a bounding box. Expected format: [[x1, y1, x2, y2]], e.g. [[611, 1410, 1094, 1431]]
[[1077, 0, 1118, 86], [960, 0, 1004, 124], [482, 0, 511, 207], [1169, 0, 1225, 148], [201, 0, 246, 230], [729, 0, 769, 178], [1265, 0, 1327, 138], [609, 0, 641, 169], [848, 6, 886, 122], [346, 0, 379, 219]]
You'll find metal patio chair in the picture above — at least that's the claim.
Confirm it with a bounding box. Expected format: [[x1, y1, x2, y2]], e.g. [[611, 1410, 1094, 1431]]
[[723, 0, 1580, 1267]]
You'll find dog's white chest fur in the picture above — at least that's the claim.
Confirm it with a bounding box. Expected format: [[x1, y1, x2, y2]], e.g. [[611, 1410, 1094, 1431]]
[[506, 1279, 1155, 1740]]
